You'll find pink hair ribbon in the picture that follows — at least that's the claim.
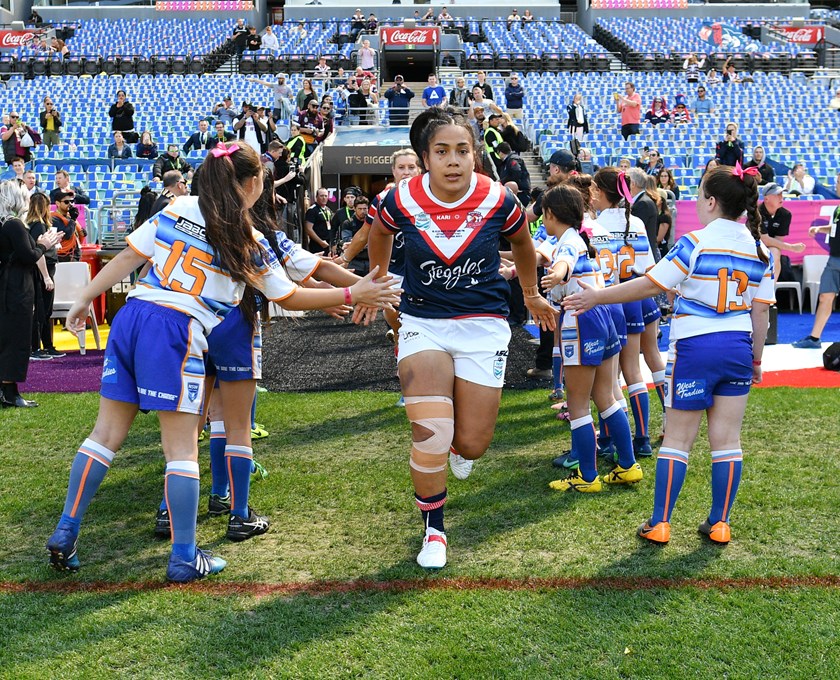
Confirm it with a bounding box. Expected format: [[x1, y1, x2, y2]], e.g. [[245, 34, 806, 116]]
[[210, 142, 240, 159], [617, 171, 634, 203], [731, 161, 759, 181]]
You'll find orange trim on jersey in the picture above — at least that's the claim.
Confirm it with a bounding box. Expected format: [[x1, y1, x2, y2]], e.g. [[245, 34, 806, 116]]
[[645, 273, 671, 292], [268, 286, 298, 303], [753, 297, 775, 305], [126, 240, 152, 262], [298, 259, 321, 284]]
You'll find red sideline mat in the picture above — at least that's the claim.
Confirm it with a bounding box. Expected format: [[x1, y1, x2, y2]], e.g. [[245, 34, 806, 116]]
[[754, 367, 840, 389]]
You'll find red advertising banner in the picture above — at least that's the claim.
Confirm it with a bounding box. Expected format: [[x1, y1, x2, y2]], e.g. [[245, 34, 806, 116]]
[[675, 199, 839, 265], [379, 26, 440, 47], [772, 25, 825, 44], [0, 30, 40, 50]]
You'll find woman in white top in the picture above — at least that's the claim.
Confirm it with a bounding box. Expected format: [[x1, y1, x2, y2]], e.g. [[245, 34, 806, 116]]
[[784, 163, 815, 196]]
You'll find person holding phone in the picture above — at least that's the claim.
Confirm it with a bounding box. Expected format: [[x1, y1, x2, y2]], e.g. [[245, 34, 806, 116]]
[[715, 122, 744, 167]]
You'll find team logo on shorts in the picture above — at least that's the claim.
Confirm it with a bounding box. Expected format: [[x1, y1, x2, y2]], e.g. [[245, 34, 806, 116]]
[[493, 350, 507, 379], [583, 340, 604, 356], [187, 382, 200, 403], [663, 383, 669, 398], [675, 379, 705, 400], [101, 356, 117, 383], [564, 345, 574, 358]]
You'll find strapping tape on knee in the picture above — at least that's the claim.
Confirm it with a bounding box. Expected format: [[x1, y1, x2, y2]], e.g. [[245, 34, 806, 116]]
[[405, 396, 454, 474]]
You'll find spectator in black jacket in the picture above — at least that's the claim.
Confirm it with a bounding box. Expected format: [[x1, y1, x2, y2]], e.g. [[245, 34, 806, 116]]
[[566, 93, 588, 142], [744, 145, 775, 186], [39, 97, 62, 150], [182, 120, 214, 153], [232, 18, 248, 57], [627, 167, 660, 261], [339, 195, 370, 275], [152, 145, 193, 183], [497, 142, 530, 206], [108, 91, 136, 139], [245, 26, 261, 52], [715, 122, 744, 167], [504, 75, 524, 117], [49, 169, 90, 205], [150, 171, 188, 215]]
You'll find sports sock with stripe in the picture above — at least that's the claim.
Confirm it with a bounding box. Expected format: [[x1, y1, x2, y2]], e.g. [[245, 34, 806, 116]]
[[57, 439, 115, 536], [627, 382, 650, 440], [552, 347, 563, 391], [651, 447, 689, 524], [416, 490, 446, 533], [570, 415, 597, 482], [652, 370, 666, 413], [225, 445, 253, 519], [209, 421, 229, 497], [165, 460, 200, 561], [709, 449, 743, 525], [600, 402, 635, 468]]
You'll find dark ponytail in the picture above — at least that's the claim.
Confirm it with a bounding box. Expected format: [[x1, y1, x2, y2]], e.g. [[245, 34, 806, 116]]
[[702, 165, 768, 265], [198, 143, 268, 286]]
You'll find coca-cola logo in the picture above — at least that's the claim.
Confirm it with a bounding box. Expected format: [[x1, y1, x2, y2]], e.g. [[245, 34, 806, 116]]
[[382, 27, 438, 45], [0, 31, 36, 48], [774, 26, 824, 43]]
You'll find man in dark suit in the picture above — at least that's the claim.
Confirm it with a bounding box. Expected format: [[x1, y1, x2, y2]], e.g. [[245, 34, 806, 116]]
[[627, 167, 660, 262], [183, 120, 213, 153]]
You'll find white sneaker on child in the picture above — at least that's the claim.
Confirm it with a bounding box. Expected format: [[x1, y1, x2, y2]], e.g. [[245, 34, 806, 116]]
[[416, 527, 447, 569]]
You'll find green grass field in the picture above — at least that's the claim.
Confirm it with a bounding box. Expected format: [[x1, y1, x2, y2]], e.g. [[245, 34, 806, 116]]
[[1, 388, 839, 678]]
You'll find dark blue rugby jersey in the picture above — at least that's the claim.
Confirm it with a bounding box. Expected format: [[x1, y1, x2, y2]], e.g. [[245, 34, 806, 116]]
[[378, 172, 526, 319], [366, 186, 406, 277]]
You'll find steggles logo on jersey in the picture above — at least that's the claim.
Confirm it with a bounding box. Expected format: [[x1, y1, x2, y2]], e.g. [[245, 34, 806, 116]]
[[419, 257, 486, 289]]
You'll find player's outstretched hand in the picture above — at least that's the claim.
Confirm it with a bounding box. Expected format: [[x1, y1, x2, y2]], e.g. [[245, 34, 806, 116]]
[[540, 269, 565, 292], [524, 294, 558, 332], [65, 300, 90, 333], [350, 266, 402, 309], [323, 304, 352, 320], [561, 280, 599, 316]]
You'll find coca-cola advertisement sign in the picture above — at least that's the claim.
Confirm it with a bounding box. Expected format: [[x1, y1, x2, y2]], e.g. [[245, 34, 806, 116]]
[[773, 26, 825, 44], [0, 30, 39, 50], [380, 27, 440, 47]]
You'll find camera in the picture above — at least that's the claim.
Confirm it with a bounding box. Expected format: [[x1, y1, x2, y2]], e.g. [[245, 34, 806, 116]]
[[68, 205, 79, 220]]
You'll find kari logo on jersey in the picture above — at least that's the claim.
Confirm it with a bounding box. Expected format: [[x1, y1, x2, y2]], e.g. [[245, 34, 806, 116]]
[[187, 382, 200, 403], [419, 257, 485, 289], [101, 356, 117, 383], [675, 379, 705, 400]]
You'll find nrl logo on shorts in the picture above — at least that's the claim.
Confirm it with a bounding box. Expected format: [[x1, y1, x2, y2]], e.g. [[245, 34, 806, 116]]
[[564, 345, 574, 358], [187, 382, 200, 402]]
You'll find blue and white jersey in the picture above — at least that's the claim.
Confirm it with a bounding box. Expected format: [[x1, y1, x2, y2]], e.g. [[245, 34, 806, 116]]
[[537, 228, 603, 307], [646, 218, 775, 340], [127, 196, 297, 333], [367, 185, 405, 277], [378, 172, 526, 319], [274, 231, 321, 282], [585, 215, 617, 287], [597, 206, 654, 281]]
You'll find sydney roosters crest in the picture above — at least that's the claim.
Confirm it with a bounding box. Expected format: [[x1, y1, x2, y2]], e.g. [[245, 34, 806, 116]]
[[465, 211, 485, 229]]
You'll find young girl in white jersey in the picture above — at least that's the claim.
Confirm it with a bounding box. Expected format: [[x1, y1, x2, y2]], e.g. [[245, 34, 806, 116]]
[[367, 107, 557, 569], [564, 163, 773, 544], [591, 168, 657, 458], [536, 184, 642, 492], [46, 143, 399, 582]]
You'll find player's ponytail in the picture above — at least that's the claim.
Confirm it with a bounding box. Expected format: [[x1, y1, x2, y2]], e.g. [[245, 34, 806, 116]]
[[542, 184, 595, 258], [198, 142, 268, 286], [593, 167, 632, 244], [702, 164, 768, 265]]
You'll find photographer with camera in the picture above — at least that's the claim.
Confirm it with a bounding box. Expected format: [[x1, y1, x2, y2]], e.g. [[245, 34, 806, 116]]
[[384, 75, 414, 126], [234, 101, 269, 155], [51, 191, 86, 263], [715, 122, 744, 168], [1, 112, 40, 164]]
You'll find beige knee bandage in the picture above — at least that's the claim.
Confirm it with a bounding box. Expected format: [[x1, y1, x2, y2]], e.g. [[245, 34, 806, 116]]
[[405, 396, 454, 474]]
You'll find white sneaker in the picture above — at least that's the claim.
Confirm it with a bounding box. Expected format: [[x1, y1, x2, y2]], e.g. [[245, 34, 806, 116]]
[[449, 452, 474, 480], [417, 527, 447, 569]]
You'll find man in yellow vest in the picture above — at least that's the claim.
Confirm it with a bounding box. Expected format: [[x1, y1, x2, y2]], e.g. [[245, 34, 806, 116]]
[[484, 113, 505, 178]]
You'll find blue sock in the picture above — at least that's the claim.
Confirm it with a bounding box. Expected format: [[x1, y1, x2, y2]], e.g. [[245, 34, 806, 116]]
[[209, 421, 229, 497], [651, 448, 689, 524], [597, 417, 612, 450], [225, 445, 253, 518], [164, 460, 200, 561], [709, 449, 743, 524], [652, 370, 666, 413], [416, 489, 447, 532], [250, 394, 257, 430], [57, 439, 115, 536], [627, 382, 650, 441], [570, 415, 597, 482], [552, 347, 563, 391], [600, 402, 635, 468], [159, 493, 167, 512]]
